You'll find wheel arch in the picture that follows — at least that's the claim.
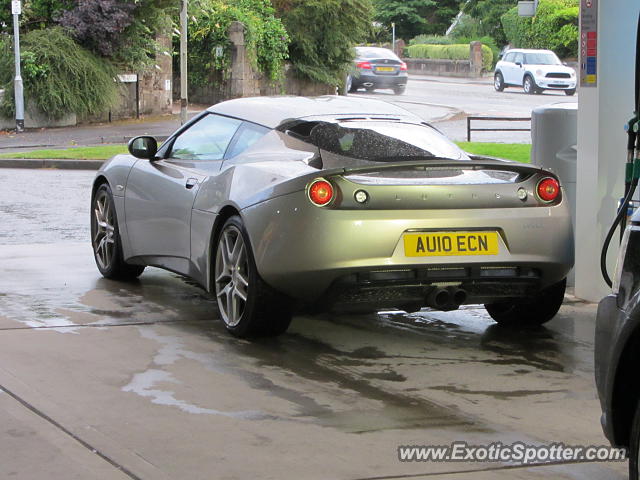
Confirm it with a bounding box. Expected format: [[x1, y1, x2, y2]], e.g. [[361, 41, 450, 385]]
[[91, 174, 109, 201], [207, 204, 243, 292], [611, 325, 640, 447]]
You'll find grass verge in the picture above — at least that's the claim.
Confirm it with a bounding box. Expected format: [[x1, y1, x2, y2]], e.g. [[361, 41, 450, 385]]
[[0, 145, 127, 160], [455, 142, 531, 163], [0, 142, 532, 164]]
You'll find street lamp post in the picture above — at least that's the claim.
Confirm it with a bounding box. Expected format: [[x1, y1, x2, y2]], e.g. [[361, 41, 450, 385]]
[[180, 0, 188, 125], [391, 22, 396, 55], [11, 0, 24, 132]]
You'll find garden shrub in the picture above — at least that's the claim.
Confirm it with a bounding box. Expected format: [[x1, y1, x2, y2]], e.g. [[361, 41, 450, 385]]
[[0, 28, 118, 119]]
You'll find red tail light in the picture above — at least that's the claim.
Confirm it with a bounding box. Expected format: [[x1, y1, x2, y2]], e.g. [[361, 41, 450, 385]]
[[308, 179, 334, 206], [356, 61, 372, 70], [536, 177, 560, 202], [400, 62, 407, 71]]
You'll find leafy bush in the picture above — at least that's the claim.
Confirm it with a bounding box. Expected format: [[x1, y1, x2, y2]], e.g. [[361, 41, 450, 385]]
[[501, 0, 578, 58], [273, 0, 373, 85], [406, 43, 493, 71], [0, 28, 118, 119], [185, 0, 289, 86]]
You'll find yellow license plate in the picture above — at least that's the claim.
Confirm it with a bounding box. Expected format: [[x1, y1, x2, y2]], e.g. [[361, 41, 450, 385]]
[[403, 232, 499, 257], [376, 66, 394, 72]]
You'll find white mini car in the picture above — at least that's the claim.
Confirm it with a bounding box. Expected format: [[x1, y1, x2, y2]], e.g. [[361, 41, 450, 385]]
[[494, 49, 576, 96]]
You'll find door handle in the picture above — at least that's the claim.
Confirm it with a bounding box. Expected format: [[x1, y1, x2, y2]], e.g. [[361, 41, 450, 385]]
[[185, 177, 199, 189]]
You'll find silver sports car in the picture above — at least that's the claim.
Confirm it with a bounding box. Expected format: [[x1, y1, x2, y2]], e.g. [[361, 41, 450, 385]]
[[91, 96, 573, 337]]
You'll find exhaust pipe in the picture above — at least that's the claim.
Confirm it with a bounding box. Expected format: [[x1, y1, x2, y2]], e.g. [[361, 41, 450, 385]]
[[449, 287, 467, 307], [363, 82, 374, 87], [425, 287, 468, 311], [426, 288, 450, 309]]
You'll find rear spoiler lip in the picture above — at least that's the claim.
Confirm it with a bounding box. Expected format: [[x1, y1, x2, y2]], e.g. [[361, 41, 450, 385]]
[[318, 157, 556, 179]]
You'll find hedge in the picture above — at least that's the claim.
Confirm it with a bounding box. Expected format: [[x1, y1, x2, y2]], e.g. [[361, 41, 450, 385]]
[[406, 43, 493, 71]]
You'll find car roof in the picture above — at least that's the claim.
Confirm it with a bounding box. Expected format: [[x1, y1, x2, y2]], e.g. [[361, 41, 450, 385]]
[[503, 48, 556, 55], [207, 96, 421, 129]]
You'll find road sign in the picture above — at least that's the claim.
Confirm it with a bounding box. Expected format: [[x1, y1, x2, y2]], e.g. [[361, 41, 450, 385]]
[[11, 0, 21, 15]]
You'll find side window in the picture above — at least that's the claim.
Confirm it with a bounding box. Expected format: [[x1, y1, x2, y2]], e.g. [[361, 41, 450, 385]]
[[170, 114, 242, 160], [226, 122, 270, 158], [514, 53, 524, 65]]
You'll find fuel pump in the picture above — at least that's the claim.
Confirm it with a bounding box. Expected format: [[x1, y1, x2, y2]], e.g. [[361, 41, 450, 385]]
[[600, 13, 640, 287]]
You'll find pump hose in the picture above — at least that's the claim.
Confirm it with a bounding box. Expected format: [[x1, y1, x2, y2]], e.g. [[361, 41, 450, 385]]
[[601, 183, 637, 287]]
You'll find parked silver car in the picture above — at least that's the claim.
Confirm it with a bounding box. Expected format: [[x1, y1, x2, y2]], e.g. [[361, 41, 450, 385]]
[[91, 96, 573, 337], [346, 47, 408, 95]]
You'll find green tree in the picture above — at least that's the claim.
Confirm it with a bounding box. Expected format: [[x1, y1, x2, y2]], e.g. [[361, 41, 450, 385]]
[[372, 0, 460, 41], [462, 0, 516, 46], [274, 0, 372, 85], [501, 0, 578, 58]]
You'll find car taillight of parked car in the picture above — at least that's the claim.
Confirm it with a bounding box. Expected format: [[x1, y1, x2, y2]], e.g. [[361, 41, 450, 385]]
[[400, 62, 407, 71], [536, 177, 560, 203], [307, 179, 335, 206], [356, 61, 372, 70]]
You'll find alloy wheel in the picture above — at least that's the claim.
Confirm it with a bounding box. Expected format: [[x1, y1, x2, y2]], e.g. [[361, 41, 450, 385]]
[[524, 77, 533, 94], [93, 192, 116, 270], [215, 225, 249, 327]]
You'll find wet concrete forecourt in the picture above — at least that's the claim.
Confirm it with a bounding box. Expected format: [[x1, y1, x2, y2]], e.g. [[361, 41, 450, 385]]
[[0, 167, 627, 479]]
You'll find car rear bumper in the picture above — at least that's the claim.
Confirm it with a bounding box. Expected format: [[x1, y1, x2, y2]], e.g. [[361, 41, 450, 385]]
[[353, 71, 408, 89], [242, 191, 574, 305]]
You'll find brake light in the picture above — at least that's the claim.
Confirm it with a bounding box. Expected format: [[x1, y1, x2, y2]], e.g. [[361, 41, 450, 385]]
[[536, 177, 560, 202], [400, 62, 407, 71], [356, 61, 372, 70], [308, 179, 334, 206]]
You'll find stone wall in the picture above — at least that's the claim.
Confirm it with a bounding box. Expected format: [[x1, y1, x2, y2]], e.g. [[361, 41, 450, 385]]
[[404, 42, 485, 78]]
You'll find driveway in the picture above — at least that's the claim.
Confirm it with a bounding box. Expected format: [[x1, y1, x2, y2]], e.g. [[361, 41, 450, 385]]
[[0, 168, 626, 479]]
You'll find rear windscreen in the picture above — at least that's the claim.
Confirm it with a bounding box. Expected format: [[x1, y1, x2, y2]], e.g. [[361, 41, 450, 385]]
[[308, 121, 465, 163]]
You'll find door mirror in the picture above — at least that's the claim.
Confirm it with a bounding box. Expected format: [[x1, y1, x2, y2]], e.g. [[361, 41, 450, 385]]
[[515, 61, 523, 67], [128, 136, 158, 160]]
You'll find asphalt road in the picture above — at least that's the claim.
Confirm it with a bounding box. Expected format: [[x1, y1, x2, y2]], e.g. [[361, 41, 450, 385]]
[[351, 75, 577, 143], [0, 168, 627, 479]]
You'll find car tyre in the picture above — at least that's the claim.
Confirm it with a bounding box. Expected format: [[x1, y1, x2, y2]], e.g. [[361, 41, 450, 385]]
[[630, 400, 640, 480], [91, 183, 145, 280], [346, 75, 357, 93], [494, 72, 505, 92], [565, 89, 576, 96], [214, 216, 292, 338], [523, 75, 537, 95], [393, 86, 406, 95], [485, 278, 566, 327]]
